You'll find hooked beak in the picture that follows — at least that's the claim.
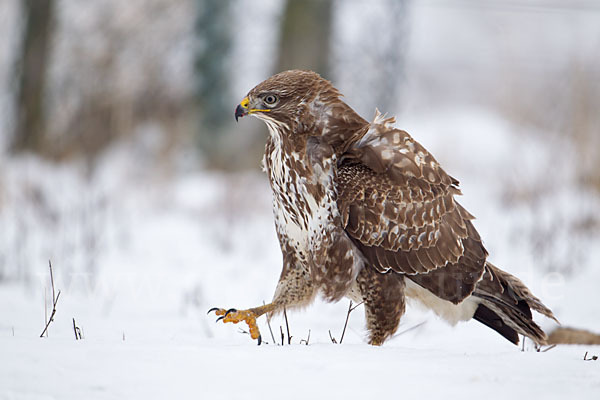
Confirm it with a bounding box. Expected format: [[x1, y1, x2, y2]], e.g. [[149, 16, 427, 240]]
[[235, 97, 249, 122], [234, 96, 271, 122]]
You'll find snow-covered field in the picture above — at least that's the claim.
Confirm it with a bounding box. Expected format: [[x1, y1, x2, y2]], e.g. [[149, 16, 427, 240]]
[[1, 108, 599, 399], [2, 336, 598, 399], [2, 0, 600, 396]]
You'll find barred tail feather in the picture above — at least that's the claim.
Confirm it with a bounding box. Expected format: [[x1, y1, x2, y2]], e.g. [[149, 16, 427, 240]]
[[472, 262, 558, 346]]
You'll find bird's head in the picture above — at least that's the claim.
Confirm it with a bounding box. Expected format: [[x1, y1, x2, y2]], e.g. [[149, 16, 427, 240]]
[[235, 70, 368, 152], [235, 70, 340, 128]]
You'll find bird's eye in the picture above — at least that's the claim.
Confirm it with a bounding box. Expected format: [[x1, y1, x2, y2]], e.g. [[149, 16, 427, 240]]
[[264, 94, 278, 106]]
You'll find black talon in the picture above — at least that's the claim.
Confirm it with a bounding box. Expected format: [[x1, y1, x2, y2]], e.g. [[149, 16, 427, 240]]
[[216, 315, 225, 323], [207, 307, 220, 315], [257, 335, 262, 346], [224, 308, 237, 317]]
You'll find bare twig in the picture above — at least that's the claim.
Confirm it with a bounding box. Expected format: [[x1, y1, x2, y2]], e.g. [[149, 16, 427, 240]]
[[266, 318, 276, 345], [72, 318, 82, 340], [328, 329, 337, 344], [264, 301, 277, 345], [40, 292, 61, 338], [533, 340, 556, 353], [300, 329, 311, 345], [283, 307, 292, 345], [49, 260, 56, 303], [339, 301, 353, 344], [391, 321, 427, 340], [40, 261, 61, 338], [540, 344, 557, 353], [339, 301, 363, 344], [44, 288, 48, 335], [350, 301, 363, 312], [280, 326, 285, 346]]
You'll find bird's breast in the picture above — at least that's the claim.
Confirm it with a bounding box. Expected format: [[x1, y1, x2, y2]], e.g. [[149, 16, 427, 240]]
[[266, 141, 339, 258]]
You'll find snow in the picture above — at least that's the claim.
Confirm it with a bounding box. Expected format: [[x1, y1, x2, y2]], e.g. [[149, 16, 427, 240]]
[[1, 337, 598, 400]]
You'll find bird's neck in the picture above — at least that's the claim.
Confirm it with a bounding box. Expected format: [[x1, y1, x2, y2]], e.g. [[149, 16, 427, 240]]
[[302, 99, 369, 157], [262, 95, 369, 169]]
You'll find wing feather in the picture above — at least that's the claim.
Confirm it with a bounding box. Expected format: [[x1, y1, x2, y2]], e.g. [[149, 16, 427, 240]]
[[337, 113, 488, 303]]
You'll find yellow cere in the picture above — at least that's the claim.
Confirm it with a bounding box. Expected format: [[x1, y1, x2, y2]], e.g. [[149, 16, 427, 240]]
[[240, 96, 270, 114]]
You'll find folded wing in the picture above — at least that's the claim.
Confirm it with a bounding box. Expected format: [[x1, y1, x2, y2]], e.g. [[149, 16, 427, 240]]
[[337, 112, 488, 303]]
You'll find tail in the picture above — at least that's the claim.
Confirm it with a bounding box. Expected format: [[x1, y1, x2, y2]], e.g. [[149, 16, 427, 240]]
[[472, 262, 558, 346]]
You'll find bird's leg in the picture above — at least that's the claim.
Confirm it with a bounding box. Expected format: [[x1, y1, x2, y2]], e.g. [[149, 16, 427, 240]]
[[209, 258, 317, 344], [208, 303, 278, 345], [357, 267, 406, 346]]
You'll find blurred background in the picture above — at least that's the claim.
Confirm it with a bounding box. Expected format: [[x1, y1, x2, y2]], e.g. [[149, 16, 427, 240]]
[[0, 0, 599, 343]]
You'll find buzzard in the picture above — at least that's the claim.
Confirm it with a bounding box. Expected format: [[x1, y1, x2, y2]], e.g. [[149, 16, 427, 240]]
[[209, 70, 557, 346]]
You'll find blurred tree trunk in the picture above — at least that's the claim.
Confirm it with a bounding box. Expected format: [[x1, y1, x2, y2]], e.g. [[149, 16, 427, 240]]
[[195, 0, 232, 156], [372, 0, 407, 114], [12, 0, 55, 153], [276, 0, 333, 78]]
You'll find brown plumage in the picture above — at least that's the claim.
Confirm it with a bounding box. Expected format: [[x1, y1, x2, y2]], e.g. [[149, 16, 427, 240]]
[[212, 70, 557, 346]]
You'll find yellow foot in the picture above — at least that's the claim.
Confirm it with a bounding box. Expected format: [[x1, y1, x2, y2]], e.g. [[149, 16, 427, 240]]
[[208, 307, 262, 345]]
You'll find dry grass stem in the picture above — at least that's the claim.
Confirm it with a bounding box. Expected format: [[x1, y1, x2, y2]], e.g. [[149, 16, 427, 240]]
[[300, 330, 311, 345], [339, 301, 363, 344], [539, 344, 557, 353], [72, 318, 83, 340], [40, 261, 61, 338], [391, 321, 427, 340], [328, 330, 337, 344], [264, 301, 277, 345], [283, 307, 292, 345]]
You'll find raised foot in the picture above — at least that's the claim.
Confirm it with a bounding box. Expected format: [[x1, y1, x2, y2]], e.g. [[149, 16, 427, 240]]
[[208, 307, 262, 345]]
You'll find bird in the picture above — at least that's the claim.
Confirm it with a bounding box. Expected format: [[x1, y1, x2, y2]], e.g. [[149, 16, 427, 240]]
[[209, 70, 557, 346]]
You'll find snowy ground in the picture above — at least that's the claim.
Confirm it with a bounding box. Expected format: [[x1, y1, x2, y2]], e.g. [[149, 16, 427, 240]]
[[1, 109, 599, 399], [1, 336, 598, 399]]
